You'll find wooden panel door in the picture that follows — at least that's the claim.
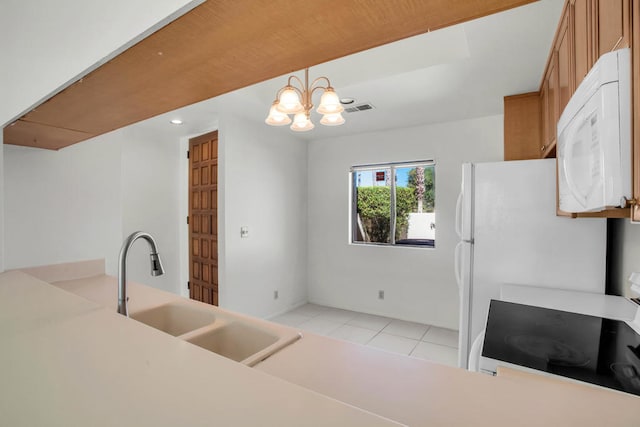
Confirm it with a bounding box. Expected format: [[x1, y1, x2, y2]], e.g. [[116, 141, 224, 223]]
[[189, 131, 219, 306]]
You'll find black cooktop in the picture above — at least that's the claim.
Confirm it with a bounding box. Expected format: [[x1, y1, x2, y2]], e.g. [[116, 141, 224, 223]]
[[482, 300, 640, 396]]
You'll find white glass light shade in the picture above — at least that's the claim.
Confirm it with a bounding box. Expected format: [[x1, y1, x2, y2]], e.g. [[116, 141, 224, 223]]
[[290, 112, 314, 132], [320, 112, 345, 126], [265, 102, 292, 126], [276, 87, 303, 114], [316, 88, 344, 114]]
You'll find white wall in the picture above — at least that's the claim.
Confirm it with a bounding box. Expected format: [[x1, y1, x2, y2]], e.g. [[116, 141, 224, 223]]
[[3, 125, 188, 295], [120, 127, 184, 295], [0, 0, 203, 286], [608, 218, 640, 296], [0, 0, 202, 126], [218, 114, 308, 318], [307, 115, 504, 329], [3, 134, 123, 274], [4, 111, 310, 317]]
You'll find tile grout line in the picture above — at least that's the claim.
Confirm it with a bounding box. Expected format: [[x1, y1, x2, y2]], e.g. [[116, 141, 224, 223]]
[[363, 329, 383, 346], [360, 319, 393, 346], [406, 325, 431, 356], [408, 338, 422, 356], [424, 341, 459, 349], [418, 325, 431, 341]]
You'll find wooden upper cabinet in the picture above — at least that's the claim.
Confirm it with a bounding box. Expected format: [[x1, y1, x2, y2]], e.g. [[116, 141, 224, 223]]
[[503, 92, 541, 161], [595, 0, 631, 54], [539, 78, 549, 156], [557, 9, 572, 121], [539, 6, 569, 159], [503, 0, 633, 217], [504, 0, 632, 161], [540, 52, 559, 157], [571, 0, 592, 88], [570, 0, 629, 87]]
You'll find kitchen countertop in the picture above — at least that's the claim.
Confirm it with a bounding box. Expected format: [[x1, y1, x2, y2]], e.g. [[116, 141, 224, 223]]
[[255, 330, 640, 426], [0, 271, 401, 426], [6, 264, 640, 426], [500, 283, 640, 323]]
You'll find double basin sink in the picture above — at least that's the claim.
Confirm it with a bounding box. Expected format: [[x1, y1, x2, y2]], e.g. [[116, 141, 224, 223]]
[[130, 300, 302, 366], [49, 275, 301, 366]]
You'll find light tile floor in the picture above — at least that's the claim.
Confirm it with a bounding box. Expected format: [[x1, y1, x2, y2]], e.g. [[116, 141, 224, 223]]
[[271, 303, 459, 367]]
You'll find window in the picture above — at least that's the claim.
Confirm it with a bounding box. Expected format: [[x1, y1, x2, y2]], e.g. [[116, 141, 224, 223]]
[[351, 161, 435, 247]]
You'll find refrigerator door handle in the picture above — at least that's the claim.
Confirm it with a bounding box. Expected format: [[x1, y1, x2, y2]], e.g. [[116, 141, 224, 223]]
[[468, 330, 485, 372], [454, 241, 463, 291], [455, 192, 463, 239]]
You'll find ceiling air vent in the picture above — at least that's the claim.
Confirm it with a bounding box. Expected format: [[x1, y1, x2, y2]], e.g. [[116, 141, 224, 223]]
[[343, 103, 375, 113]]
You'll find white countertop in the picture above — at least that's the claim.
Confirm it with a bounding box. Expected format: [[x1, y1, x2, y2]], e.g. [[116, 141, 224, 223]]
[[500, 283, 640, 335], [500, 283, 639, 320], [4, 263, 640, 427], [255, 331, 640, 427], [0, 271, 401, 426]]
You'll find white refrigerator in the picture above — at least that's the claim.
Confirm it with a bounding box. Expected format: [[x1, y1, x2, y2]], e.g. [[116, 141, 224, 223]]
[[454, 159, 607, 369]]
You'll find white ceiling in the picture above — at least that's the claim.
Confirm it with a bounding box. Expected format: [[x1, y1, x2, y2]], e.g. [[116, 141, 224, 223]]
[[134, 0, 564, 142]]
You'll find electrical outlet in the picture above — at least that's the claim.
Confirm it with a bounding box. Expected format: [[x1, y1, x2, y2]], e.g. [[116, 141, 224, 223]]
[[274, 290, 279, 300], [378, 290, 384, 300]]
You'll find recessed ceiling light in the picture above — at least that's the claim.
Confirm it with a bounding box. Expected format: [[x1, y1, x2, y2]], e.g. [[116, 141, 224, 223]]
[[170, 119, 183, 125], [340, 98, 355, 105]]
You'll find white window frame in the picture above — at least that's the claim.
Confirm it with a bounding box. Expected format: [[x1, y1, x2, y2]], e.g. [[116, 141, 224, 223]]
[[350, 160, 435, 248]]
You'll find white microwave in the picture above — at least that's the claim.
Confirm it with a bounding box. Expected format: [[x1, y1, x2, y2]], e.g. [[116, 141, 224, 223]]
[[557, 48, 631, 213]]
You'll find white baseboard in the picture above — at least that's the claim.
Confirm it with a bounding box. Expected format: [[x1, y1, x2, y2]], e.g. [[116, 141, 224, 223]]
[[265, 300, 308, 320]]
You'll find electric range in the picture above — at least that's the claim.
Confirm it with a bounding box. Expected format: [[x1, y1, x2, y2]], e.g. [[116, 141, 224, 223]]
[[480, 300, 640, 396]]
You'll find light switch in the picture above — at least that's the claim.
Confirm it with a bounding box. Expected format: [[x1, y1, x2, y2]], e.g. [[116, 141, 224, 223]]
[[240, 226, 249, 238]]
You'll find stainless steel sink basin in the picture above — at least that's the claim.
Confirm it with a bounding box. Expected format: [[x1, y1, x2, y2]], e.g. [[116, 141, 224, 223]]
[[130, 301, 217, 336]]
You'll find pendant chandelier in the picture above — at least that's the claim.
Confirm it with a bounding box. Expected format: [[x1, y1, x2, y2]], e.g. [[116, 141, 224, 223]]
[[265, 68, 345, 132]]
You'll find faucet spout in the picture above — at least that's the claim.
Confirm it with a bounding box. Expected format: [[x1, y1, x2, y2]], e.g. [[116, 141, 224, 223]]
[[118, 231, 165, 316]]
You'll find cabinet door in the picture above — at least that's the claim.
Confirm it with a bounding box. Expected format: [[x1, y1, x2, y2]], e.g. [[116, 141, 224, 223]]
[[539, 79, 549, 156], [504, 93, 541, 160], [596, 0, 630, 55], [557, 9, 572, 119], [541, 53, 559, 157], [571, 0, 591, 89], [547, 54, 559, 156]]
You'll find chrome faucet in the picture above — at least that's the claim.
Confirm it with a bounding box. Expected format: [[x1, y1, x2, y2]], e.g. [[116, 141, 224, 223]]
[[118, 231, 165, 316]]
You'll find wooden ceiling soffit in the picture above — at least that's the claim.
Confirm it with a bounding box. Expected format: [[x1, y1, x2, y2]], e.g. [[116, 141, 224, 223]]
[[4, 120, 94, 150], [4, 0, 536, 150]]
